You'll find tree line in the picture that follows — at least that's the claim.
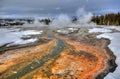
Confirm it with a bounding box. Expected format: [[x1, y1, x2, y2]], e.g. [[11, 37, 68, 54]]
[[91, 13, 120, 26]]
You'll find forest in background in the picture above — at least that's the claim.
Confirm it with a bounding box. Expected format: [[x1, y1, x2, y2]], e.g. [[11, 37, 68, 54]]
[[92, 13, 120, 26]]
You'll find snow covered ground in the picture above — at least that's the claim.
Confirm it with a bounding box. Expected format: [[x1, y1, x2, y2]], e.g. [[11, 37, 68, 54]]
[[0, 28, 43, 47], [102, 26, 120, 31], [89, 26, 120, 79], [57, 27, 79, 34], [89, 28, 112, 33], [57, 30, 69, 34]]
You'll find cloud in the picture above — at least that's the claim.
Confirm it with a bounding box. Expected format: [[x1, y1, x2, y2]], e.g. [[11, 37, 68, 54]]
[[0, 0, 3, 8], [54, 7, 61, 10], [0, 0, 120, 16]]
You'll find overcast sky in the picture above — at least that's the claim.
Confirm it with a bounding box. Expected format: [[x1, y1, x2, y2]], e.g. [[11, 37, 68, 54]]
[[0, 0, 120, 17]]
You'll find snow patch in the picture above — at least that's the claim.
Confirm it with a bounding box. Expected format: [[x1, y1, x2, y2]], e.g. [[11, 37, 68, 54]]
[[104, 26, 120, 31], [68, 27, 78, 32], [20, 30, 43, 35], [89, 28, 112, 33], [7, 38, 38, 46], [57, 30, 69, 34], [0, 28, 43, 46]]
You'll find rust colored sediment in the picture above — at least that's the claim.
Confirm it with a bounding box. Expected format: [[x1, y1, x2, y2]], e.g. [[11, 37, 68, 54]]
[[32, 37, 109, 79], [0, 39, 56, 76], [0, 33, 114, 79], [49, 37, 108, 79]]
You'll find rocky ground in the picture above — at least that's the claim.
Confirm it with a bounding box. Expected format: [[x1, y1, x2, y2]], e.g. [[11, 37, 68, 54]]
[[0, 27, 117, 79]]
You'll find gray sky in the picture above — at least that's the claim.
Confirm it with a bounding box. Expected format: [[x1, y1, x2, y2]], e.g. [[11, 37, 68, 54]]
[[0, 0, 120, 17]]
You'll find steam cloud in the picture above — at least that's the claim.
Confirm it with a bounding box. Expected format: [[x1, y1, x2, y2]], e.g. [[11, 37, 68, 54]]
[[50, 8, 96, 27], [50, 14, 71, 27], [7, 8, 96, 27], [76, 8, 93, 24]]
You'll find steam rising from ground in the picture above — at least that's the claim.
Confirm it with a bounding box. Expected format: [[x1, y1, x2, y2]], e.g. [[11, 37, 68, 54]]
[[23, 17, 49, 27], [50, 14, 71, 27], [22, 8, 96, 27], [50, 8, 96, 27], [76, 8, 93, 24]]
